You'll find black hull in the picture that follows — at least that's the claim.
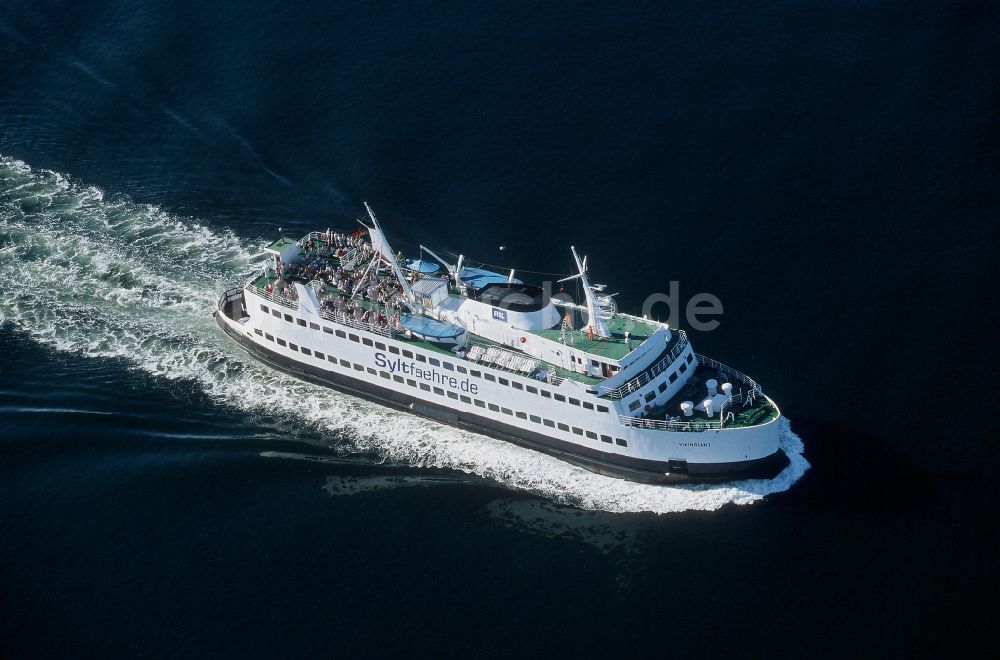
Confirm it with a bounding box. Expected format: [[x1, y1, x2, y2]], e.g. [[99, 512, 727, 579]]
[[215, 312, 789, 485]]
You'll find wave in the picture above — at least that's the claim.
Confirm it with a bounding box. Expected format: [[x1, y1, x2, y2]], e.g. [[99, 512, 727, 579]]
[[0, 155, 809, 513]]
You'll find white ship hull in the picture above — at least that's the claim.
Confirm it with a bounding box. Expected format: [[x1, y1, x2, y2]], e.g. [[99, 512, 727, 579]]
[[216, 287, 788, 484]]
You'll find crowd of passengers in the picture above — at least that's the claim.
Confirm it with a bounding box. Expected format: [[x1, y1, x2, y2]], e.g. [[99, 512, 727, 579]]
[[261, 232, 406, 332]]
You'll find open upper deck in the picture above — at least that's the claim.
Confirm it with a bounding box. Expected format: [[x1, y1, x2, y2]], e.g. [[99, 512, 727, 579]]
[[525, 313, 659, 361]]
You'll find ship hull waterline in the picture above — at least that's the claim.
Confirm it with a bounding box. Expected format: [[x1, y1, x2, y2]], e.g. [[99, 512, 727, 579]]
[[215, 311, 789, 485]]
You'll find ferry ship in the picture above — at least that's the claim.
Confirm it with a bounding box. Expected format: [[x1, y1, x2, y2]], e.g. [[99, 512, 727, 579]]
[[215, 204, 788, 484]]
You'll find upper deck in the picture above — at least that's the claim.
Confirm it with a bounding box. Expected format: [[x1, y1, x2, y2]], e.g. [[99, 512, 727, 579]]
[[525, 314, 658, 361]]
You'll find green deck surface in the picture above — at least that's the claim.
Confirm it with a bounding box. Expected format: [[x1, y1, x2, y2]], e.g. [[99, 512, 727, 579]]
[[526, 314, 658, 361], [265, 237, 297, 252]]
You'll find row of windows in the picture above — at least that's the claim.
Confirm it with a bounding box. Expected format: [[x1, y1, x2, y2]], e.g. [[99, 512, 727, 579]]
[[258, 303, 612, 414], [253, 320, 628, 448], [626, 352, 696, 412]]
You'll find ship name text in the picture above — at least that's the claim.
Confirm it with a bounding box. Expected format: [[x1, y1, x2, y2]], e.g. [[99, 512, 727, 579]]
[[374, 353, 479, 394]]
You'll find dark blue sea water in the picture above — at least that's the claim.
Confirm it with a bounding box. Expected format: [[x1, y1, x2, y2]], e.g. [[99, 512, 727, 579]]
[[2, 1, 998, 657]]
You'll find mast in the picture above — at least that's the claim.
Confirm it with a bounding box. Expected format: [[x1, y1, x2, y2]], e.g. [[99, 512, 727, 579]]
[[558, 246, 611, 338], [362, 202, 413, 303]]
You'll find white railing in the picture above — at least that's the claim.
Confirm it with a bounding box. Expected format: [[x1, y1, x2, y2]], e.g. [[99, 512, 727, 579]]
[[317, 307, 399, 338], [620, 389, 774, 433], [695, 354, 763, 396], [602, 330, 690, 399], [618, 413, 722, 432], [248, 285, 299, 311]]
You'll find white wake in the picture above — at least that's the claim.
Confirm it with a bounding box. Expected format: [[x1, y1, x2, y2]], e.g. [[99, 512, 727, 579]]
[[0, 155, 809, 513]]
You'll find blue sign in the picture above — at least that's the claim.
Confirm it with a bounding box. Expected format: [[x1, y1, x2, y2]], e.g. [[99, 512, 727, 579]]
[[492, 308, 507, 322]]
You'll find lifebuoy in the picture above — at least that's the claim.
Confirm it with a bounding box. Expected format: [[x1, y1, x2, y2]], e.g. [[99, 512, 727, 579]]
[[519, 336, 526, 343]]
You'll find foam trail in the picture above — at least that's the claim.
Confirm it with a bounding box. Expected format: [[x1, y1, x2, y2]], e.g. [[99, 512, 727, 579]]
[[0, 155, 809, 513]]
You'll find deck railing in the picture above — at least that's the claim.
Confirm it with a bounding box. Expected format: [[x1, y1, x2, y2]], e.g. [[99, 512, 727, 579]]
[[601, 330, 690, 400], [618, 413, 722, 432], [619, 390, 771, 432], [247, 284, 299, 311], [695, 353, 763, 396]]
